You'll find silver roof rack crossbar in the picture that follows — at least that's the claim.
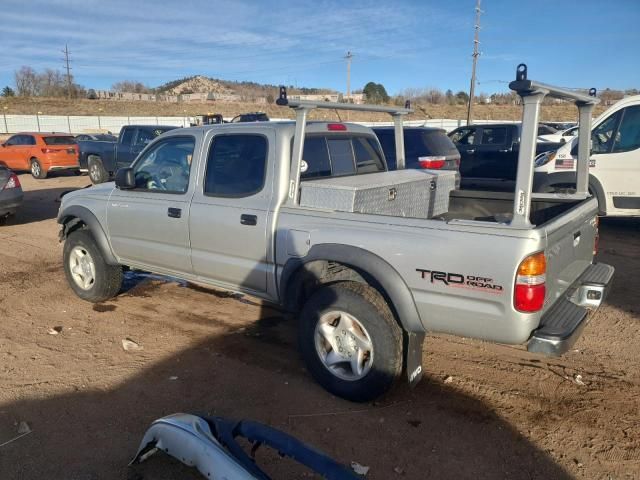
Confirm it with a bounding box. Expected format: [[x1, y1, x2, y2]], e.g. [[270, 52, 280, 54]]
[[276, 86, 413, 205], [508, 64, 600, 228]]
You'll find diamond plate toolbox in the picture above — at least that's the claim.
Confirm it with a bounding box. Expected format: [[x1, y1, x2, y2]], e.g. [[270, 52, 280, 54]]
[[299, 169, 456, 218]]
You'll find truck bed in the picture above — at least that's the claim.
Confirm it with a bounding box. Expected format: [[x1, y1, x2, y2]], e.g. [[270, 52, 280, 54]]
[[441, 189, 584, 226]]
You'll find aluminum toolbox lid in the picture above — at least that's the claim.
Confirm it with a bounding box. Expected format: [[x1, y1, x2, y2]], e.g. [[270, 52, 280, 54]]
[[300, 169, 437, 190]]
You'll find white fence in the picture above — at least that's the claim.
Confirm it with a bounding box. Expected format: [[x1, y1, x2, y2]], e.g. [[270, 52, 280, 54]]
[[0, 115, 194, 134], [0, 114, 517, 135]]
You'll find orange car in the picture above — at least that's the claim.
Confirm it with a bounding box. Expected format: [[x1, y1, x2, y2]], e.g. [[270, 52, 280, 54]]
[[0, 132, 80, 179]]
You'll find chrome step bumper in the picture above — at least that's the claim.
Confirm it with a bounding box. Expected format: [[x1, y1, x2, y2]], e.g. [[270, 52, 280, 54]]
[[528, 263, 614, 356]]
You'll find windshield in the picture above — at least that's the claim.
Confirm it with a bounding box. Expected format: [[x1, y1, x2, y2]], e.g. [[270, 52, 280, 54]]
[[43, 136, 76, 145]]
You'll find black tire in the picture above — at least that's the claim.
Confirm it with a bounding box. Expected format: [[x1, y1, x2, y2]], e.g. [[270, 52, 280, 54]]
[[88, 156, 108, 184], [298, 281, 403, 402], [30, 158, 47, 179], [63, 228, 123, 302]]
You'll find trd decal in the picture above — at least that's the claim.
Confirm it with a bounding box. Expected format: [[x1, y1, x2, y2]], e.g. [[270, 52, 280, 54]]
[[416, 269, 503, 293]]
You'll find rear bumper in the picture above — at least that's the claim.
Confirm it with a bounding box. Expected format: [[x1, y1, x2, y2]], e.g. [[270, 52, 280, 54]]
[[48, 164, 80, 171], [528, 263, 614, 356]]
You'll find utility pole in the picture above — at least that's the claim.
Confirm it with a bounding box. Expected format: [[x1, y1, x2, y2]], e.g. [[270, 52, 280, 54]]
[[344, 51, 353, 99], [466, 0, 482, 125], [63, 44, 72, 99]]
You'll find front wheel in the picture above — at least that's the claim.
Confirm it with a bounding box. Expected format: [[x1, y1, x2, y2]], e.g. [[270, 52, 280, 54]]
[[63, 229, 123, 302], [30, 158, 47, 179], [298, 281, 403, 402]]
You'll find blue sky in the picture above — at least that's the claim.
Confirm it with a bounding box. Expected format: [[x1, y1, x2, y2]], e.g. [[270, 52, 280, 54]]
[[0, 0, 638, 95]]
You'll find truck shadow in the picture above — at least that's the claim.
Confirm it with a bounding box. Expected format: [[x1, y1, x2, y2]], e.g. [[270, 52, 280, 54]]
[[596, 217, 640, 315], [0, 291, 572, 480], [4, 185, 86, 225]]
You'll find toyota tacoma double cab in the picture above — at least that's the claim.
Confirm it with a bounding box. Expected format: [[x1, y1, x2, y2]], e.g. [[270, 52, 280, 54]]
[[57, 67, 614, 402], [78, 125, 178, 184]]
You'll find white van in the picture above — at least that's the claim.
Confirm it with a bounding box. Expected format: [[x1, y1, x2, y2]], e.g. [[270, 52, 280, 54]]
[[534, 95, 640, 217]]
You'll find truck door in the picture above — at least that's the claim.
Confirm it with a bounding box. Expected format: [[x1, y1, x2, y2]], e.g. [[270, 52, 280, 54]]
[[589, 105, 640, 215], [450, 126, 478, 178], [475, 126, 513, 180], [107, 133, 198, 274], [189, 129, 275, 296]]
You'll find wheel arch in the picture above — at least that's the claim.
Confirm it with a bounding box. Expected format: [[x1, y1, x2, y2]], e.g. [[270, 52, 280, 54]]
[[280, 243, 425, 386], [58, 205, 119, 265]]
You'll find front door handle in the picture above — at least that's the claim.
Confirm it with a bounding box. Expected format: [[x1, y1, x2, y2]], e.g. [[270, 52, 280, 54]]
[[467, 149, 475, 154], [167, 207, 182, 218], [240, 214, 257, 226]]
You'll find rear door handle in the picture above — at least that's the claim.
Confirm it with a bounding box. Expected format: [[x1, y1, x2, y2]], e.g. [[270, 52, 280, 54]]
[[467, 149, 475, 154], [167, 207, 182, 218], [240, 214, 257, 226]]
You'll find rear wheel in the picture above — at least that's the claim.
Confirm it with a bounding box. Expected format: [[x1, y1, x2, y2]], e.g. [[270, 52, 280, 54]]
[[30, 158, 47, 179], [298, 281, 403, 402], [63, 229, 123, 302], [88, 156, 108, 184]]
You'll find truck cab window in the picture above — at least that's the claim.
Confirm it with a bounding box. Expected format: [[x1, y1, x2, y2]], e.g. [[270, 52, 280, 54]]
[[612, 106, 640, 153], [132, 136, 195, 193], [481, 128, 507, 145], [121, 128, 135, 145], [300, 137, 331, 180], [451, 128, 475, 145], [327, 139, 355, 176], [205, 135, 267, 197], [353, 137, 385, 173]]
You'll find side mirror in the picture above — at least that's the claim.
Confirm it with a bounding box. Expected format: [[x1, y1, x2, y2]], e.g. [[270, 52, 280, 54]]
[[115, 167, 135, 189]]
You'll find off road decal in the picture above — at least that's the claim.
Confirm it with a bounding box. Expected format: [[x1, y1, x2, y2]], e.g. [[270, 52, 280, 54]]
[[416, 269, 503, 294]]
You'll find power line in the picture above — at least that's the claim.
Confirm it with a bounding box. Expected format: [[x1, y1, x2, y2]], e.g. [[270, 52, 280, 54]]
[[466, 0, 482, 125], [62, 44, 72, 99]]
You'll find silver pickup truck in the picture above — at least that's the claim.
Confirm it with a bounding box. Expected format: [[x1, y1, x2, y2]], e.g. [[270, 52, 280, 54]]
[[57, 66, 614, 402]]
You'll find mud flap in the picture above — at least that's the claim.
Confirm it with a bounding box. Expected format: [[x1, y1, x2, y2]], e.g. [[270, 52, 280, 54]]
[[405, 331, 425, 387]]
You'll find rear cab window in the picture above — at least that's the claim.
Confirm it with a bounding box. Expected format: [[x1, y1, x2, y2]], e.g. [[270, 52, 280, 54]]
[[299, 134, 385, 180]]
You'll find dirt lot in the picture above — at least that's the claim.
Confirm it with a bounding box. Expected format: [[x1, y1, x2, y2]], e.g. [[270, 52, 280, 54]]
[[0, 174, 638, 480]]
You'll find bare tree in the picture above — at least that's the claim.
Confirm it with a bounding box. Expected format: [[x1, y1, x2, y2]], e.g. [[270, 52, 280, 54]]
[[112, 80, 150, 93], [14, 66, 39, 96]]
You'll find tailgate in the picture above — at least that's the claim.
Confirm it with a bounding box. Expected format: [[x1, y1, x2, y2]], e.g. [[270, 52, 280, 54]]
[[541, 199, 598, 311]]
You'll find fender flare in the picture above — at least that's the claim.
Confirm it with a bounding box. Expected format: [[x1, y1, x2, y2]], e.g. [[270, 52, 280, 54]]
[[57, 205, 119, 265], [280, 244, 425, 386], [533, 171, 606, 215]]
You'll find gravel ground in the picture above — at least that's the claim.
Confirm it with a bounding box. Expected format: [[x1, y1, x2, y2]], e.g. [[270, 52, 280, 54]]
[[0, 173, 638, 480]]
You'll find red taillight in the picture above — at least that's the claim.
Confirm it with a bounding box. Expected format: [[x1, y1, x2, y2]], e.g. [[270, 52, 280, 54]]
[[3, 173, 20, 190], [514, 252, 546, 312], [327, 123, 347, 131], [418, 156, 446, 169]]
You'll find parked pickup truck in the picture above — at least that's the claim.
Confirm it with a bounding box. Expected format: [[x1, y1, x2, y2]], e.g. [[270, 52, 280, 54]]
[[57, 69, 614, 402], [78, 125, 178, 184], [449, 122, 561, 190], [534, 94, 640, 217]]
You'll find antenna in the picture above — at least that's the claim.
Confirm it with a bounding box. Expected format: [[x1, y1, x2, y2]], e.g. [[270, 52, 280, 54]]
[[62, 44, 72, 99], [344, 51, 354, 99], [466, 0, 482, 125]]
